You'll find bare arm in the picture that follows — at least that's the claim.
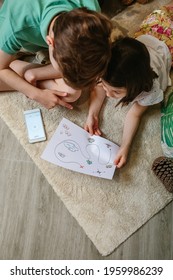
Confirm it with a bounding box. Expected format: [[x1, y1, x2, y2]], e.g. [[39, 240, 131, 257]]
[[0, 67, 72, 108], [0, 50, 71, 109], [24, 63, 63, 85], [0, 50, 16, 90], [115, 102, 148, 168], [84, 84, 106, 135]]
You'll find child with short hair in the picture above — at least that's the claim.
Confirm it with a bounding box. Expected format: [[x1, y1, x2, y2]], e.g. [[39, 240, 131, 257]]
[[84, 1, 173, 176], [0, 0, 112, 109]]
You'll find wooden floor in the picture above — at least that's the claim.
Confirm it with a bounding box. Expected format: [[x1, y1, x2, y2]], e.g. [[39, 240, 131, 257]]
[[0, 117, 173, 260], [0, 0, 173, 260]]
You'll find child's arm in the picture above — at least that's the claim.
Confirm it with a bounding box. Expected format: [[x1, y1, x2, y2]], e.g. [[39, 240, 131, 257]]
[[0, 50, 72, 109], [84, 84, 106, 135], [115, 102, 148, 168], [24, 63, 62, 85], [0, 67, 73, 109], [10, 60, 62, 86]]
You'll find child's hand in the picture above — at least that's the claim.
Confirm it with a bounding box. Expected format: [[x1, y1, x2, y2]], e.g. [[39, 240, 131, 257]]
[[34, 88, 73, 110], [114, 146, 129, 168], [84, 114, 101, 136]]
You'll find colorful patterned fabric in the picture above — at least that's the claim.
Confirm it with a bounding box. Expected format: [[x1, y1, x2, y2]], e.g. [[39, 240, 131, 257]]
[[161, 91, 173, 158], [134, 6, 173, 64]]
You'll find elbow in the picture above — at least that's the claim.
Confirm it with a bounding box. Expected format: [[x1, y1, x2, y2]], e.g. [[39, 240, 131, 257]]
[[24, 69, 36, 85]]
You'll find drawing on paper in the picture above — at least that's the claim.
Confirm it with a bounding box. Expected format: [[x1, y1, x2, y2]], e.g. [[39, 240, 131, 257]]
[[41, 118, 119, 179]]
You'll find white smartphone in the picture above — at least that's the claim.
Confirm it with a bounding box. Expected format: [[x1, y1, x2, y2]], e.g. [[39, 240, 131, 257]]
[[23, 108, 46, 143]]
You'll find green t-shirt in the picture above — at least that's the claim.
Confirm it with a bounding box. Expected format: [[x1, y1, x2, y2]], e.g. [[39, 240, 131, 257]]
[[0, 0, 100, 54]]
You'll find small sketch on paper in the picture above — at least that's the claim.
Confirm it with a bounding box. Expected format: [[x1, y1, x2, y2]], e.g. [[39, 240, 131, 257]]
[[54, 139, 113, 169], [41, 118, 119, 179]]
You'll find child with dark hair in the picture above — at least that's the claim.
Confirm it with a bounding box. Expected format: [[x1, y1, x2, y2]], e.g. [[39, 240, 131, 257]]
[[0, 0, 112, 109], [84, 1, 173, 186]]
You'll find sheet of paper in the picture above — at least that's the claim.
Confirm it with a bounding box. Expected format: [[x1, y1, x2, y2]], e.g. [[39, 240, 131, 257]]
[[41, 118, 119, 179]]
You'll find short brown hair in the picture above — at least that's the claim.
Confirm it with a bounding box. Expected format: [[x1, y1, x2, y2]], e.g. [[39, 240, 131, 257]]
[[53, 7, 112, 89]]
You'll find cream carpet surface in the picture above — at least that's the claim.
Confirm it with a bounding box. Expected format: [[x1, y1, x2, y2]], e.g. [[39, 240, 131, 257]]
[[0, 0, 173, 256]]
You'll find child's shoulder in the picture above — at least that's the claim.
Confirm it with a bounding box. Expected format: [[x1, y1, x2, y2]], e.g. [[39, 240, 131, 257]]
[[134, 79, 164, 106], [136, 34, 169, 53]]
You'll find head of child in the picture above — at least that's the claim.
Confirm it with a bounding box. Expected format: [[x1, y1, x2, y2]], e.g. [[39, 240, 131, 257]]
[[102, 37, 158, 105], [47, 7, 112, 91]]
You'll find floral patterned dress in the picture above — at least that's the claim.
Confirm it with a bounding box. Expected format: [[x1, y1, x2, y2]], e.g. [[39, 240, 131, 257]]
[[134, 6, 173, 64]]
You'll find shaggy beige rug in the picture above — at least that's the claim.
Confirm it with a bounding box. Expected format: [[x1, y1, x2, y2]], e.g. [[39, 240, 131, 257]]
[[0, 0, 173, 256]]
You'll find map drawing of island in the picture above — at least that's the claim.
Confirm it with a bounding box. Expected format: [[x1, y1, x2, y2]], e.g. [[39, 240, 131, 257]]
[[41, 118, 119, 179]]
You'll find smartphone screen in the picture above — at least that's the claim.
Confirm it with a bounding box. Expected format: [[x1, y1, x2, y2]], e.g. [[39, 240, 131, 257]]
[[24, 109, 46, 143]]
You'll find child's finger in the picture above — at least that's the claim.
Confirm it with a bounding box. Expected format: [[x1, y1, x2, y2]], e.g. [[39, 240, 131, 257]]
[[84, 124, 90, 133], [57, 98, 73, 109], [84, 124, 88, 131], [94, 128, 101, 136], [84, 124, 93, 135], [115, 157, 126, 168], [88, 125, 94, 135], [54, 91, 68, 97], [114, 156, 122, 167]]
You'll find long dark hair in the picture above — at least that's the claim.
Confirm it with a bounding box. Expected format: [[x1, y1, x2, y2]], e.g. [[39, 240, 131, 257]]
[[103, 37, 158, 105]]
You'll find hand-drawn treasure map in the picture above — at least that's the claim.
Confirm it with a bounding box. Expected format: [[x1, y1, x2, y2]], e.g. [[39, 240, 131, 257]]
[[41, 118, 119, 179]]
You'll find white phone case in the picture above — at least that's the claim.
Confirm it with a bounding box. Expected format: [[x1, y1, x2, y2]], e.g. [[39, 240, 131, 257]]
[[24, 108, 46, 143]]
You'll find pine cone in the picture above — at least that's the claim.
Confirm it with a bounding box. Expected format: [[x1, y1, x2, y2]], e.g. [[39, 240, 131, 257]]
[[152, 157, 173, 193]]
